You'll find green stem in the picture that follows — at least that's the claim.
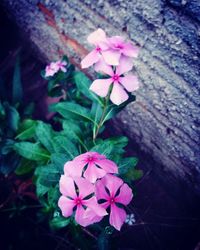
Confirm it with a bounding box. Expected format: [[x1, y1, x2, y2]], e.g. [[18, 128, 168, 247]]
[[93, 94, 109, 141]]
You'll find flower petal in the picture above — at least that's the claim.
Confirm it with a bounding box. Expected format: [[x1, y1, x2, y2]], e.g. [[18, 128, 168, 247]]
[[84, 197, 107, 216], [81, 50, 100, 68], [87, 28, 107, 45], [75, 205, 88, 226], [119, 74, 139, 92], [100, 174, 123, 197], [95, 158, 118, 174], [83, 162, 106, 183], [95, 179, 110, 201], [90, 78, 113, 98], [115, 183, 133, 205], [101, 50, 121, 66], [109, 203, 127, 231], [59, 175, 76, 198], [64, 161, 84, 177], [116, 56, 133, 75], [83, 208, 104, 226], [122, 43, 139, 58], [108, 36, 125, 46], [58, 196, 75, 217], [110, 83, 129, 105], [74, 177, 94, 198], [94, 58, 113, 76]]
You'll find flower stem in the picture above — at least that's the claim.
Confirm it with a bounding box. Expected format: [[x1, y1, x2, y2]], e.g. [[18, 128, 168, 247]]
[[93, 94, 109, 141]]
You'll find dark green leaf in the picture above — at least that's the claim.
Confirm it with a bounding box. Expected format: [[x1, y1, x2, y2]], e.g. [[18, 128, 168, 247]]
[[14, 142, 50, 162], [71, 71, 101, 103], [5, 103, 20, 132], [15, 158, 35, 175], [51, 102, 96, 124], [36, 121, 55, 152], [12, 55, 23, 104], [50, 216, 70, 230], [16, 119, 37, 140], [118, 157, 138, 175]]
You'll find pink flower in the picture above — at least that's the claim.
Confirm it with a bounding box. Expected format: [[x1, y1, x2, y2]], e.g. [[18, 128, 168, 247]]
[[58, 175, 107, 227], [64, 152, 118, 183], [90, 56, 139, 105], [95, 174, 133, 231], [102, 36, 139, 66], [45, 62, 59, 77], [45, 60, 67, 77], [81, 29, 109, 69], [56, 60, 67, 72]]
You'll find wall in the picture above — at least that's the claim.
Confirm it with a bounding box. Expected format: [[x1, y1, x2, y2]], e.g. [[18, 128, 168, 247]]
[[1, 0, 200, 193]]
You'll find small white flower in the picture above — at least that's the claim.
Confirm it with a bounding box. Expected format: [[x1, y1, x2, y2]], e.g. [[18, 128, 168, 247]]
[[125, 213, 136, 226]]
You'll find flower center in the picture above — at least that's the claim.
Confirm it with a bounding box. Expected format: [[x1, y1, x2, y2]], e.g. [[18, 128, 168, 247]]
[[116, 44, 123, 49], [112, 74, 119, 81], [96, 46, 101, 52], [87, 155, 95, 163], [74, 197, 82, 206], [109, 197, 116, 204]]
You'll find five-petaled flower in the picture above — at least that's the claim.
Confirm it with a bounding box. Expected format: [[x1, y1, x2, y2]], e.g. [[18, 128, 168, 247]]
[[95, 174, 133, 231], [58, 175, 107, 227], [90, 57, 139, 105], [45, 60, 67, 77], [64, 152, 118, 183]]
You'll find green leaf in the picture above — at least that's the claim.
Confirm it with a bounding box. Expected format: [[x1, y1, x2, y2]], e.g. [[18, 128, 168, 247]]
[[48, 186, 60, 208], [16, 119, 37, 140], [51, 153, 70, 173], [71, 71, 101, 103], [36, 177, 49, 197], [50, 216, 70, 230], [36, 121, 55, 152], [118, 157, 138, 175], [51, 102, 96, 124], [123, 168, 143, 182], [12, 54, 23, 104], [5, 103, 20, 132], [15, 158, 35, 175], [103, 95, 136, 123], [53, 135, 79, 159], [14, 142, 50, 162]]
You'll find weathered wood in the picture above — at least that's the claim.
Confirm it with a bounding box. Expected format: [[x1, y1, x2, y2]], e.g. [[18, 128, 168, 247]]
[[1, 0, 200, 193]]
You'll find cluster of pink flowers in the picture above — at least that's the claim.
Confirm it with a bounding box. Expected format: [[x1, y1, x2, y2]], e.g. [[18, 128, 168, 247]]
[[81, 29, 140, 105], [58, 152, 133, 231], [45, 60, 67, 77]]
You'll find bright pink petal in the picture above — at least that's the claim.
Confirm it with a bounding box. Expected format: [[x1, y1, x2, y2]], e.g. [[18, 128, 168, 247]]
[[109, 203, 127, 231], [95, 179, 110, 201], [101, 50, 121, 66], [83, 162, 106, 183], [95, 159, 118, 174], [74, 177, 94, 198], [110, 83, 129, 105], [94, 58, 113, 76], [59, 175, 77, 198], [116, 56, 133, 75], [81, 50, 100, 68], [119, 74, 139, 92], [90, 78, 113, 98], [101, 174, 123, 197], [83, 208, 104, 226], [87, 28, 107, 45], [84, 197, 107, 216], [75, 205, 88, 226], [58, 196, 75, 217], [115, 183, 133, 205], [64, 161, 84, 177], [122, 43, 139, 58], [108, 36, 125, 46]]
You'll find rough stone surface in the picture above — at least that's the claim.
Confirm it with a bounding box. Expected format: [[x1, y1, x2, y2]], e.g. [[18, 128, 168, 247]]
[[1, 0, 200, 193]]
